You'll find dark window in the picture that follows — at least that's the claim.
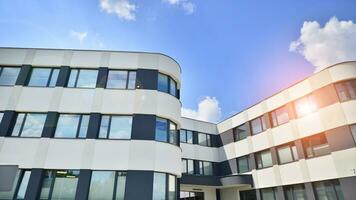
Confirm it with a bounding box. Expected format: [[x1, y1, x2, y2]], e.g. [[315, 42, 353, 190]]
[[180, 191, 204, 200], [152, 172, 176, 200], [335, 79, 356, 102], [313, 180, 344, 200], [106, 70, 136, 89], [54, 114, 89, 138], [351, 124, 356, 144], [294, 95, 318, 118], [0, 67, 20, 86], [27, 68, 59, 87], [277, 143, 298, 164], [182, 159, 194, 175], [88, 171, 126, 200], [40, 170, 79, 200], [198, 161, 213, 176], [250, 116, 267, 135], [284, 184, 307, 200], [198, 133, 212, 147], [240, 190, 257, 200], [270, 106, 289, 127], [67, 69, 98, 88], [0, 112, 3, 124], [260, 188, 277, 200], [11, 113, 47, 137], [234, 124, 248, 141], [99, 115, 132, 139], [158, 73, 178, 97], [0, 169, 31, 200], [237, 156, 250, 173], [302, 133, 330, 158], [255, 150, 273, 169], [155, 117, 178, 145]]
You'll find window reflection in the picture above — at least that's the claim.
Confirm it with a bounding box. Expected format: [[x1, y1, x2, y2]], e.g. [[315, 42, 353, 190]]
[[0, 67, 20, 86]]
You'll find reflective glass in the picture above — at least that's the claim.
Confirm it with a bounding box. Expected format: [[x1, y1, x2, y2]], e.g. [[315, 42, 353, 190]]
[[76, 70, 98, 88], [16, 171, 31, 199], [28, 68, 51, 86], [203, 162, 213, 175], [187, 160, 194, 174], [21, 113, 46, 137], [277, 145, 294, 164], [198, 133, 207, 146], [115, 172, 126, 200], [169, 122, 177, 144], [235, 124, 247, 141], [67, 69, 78, 87], [54, 114, 80, 138], [158, 73, 169, 93], [0, 112, 3, 123], [180, 129, 187, 143], [49, 69, 60, 87], [0, 170, 20, 199], [238, 156, 249, 173], [11, 113, 26, 136], [169, 78, 177, 96], [78, 115, 90, 138], [51, 170, 79, 200], [89, 171, 115, 200], [272, 106, 289, 127], [186, 130, 193, 144], [0, 67, 20, 86], [168, 175, 176, 200], [261, 188, 276, 200], [109, 116, 132, 139], [351, 125, 356, 144], [153, 172, 166, 200], [155, 118, 168, 142], [107, 71, 128, 89], [40, 171, 55, 199], [127, 71, 136, 89], [251, 116, 266, 135], [182, 159, 187, 173], [99, 115, 110, 138]]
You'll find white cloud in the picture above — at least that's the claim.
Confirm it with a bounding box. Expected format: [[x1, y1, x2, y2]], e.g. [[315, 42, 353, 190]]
[[182, 96, 222, 123], [163, 0, 195, 14], [99, 0, 136, 21], [69, 30, 88, 43], [290, 17, 356, 72]]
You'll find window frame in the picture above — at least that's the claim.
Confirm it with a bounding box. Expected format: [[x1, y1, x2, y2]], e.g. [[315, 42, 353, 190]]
[[182, 159, 194, 175], [276, 143, 299, 165], [0, 66, 20, 86], [105, 70, 137, 90], [237, 156, 250, 174], [270, 105, 290, 127], [98, 115, 133, 140], [0, 169, 31, 200], [260, 187, 277, 200], [250, 115, 267, 135], [152, 172, 177, 200], [334, 79, 356, 102], [302, 133, 330, 159], [155, 117, 178, 145], [180, 129, 193, 144], [157, 72, 178, 98], [255, 150, 273, 169], [234, 123, 248, 141], [11, 113, 47, 138], [198, 160, 214, 176], [26, 67, 60, 87], [284, 184, 307, 200], [313, 179, 344, 200], [54, 114, 90, 139], [67, 68, 98, 89], [197, 132, 212, 147]]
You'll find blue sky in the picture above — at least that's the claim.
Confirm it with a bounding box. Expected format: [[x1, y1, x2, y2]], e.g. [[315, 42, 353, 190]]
[[1, 0, 356, 122]]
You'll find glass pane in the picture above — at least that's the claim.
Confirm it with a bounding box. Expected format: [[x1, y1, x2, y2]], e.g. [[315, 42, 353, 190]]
[[0, 112, 3, 123], [76, 70, 98, 88], [348, 80, 356, 99], [51, 170, 79, 200], [11, 113, 26, 136], [115, 172, 126, 200], [238, 157, 249, 173], [99, 115, 110, 139], [89, 171, 115, 200], [203, 162, 213, 175], [155, 118, 168, 142], [109, 116, 132, 139], [313, 143, 330, 157], [351, 125, 356, 144], [251, 117, 263, 134], [182, 160, 187, 174], [54, 114, 80, 138], [198, 133, 207, 146], [0, 67, 20, 86], [278, 146, 294, 164], [261, 151, 273, 168], [21, 113, 46, 137], [0, 170, 20, 199], [40, 171, 55, 199], [153, 173, 166, 200], [199, 161, 204, 175], [169, 78, 177, 96], [28, 68, 51, 87], [187, 160, 194, 174], [107, 71, 128, 89], [261, 188, 275, 200], [78, 115, 90, 138], [334, 181, 344, 200], [292, 146, 299, 160], [276, 106, 289, 125], [158, 73, 169, 93], [186, 131, 193, 144], [16, 171, 31, 199], [49, 69, 60, 87], [180, 129, 187, 143], [292, 184, 306, 200], [314, 181, 340, 200], [127, 71, 136, 89], [67, 69, 78, 87], [169, 122, 177, 145], [236, 124, 247, 140], [168, 175, 176, 200]]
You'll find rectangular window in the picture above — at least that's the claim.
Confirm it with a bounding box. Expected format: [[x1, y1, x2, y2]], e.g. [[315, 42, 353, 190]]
[[99, 115, 132, 139], [106, 70, 136, 89], [40, 170, 79, 200], [260, 188, 277, 200], [182, 159, 195, 175], [0, 170, 31, 200], [199, 161, 213, 176], [180, 129, 187, 143], [168, 175, 176, 200], [182, 159, 187, 174], [350, 124, 356, 144], [67, 69, 98, 88], [335, 79, 356, 102], [256, 150, 273, 169], [155, 117, 177, 144], [88, 171, 126, 200], [186, 130, 193, 144], [27, 68, 59, 87], [54, 114, 89, 138], [237, 156, 250, 173], [169, 122, 178, 145], [170, 78, 177, 96], [198, 133, 212, 147], [277, 143, 298, 164], [11, 113, 46, 137], [302, 133, 330, 158], [153, 172, 166, 200], [250, 116, 267, 135], [158, 73, 169, 93], [234, 124, 248, 141], [0, 67, 20, 86], [270, 106, 290, 127], [313, 180, 344, 200], [294, 95, 318, 118], [284, 184, 307, 200]]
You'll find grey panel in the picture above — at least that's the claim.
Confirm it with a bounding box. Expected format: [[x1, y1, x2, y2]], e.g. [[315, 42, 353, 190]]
[[56, 66, 70, 87], [0, 111, 17, 137], [96, 67, 108, 88], [136, 69, 158, 90], [24, 169, 45, 200], [339, 176, 356, 200], [15, 65, 31, 86], [304, 182, 316, 200], [75, 170, 91, 200], [193, 131, 199, 144], [220, 129, 234, 145], [124, 170, 153, 200], [131, 114, 156, 140], [0, 165, 18, 191], [42, 112, 59, 138], [87, 113, 101, 139]]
